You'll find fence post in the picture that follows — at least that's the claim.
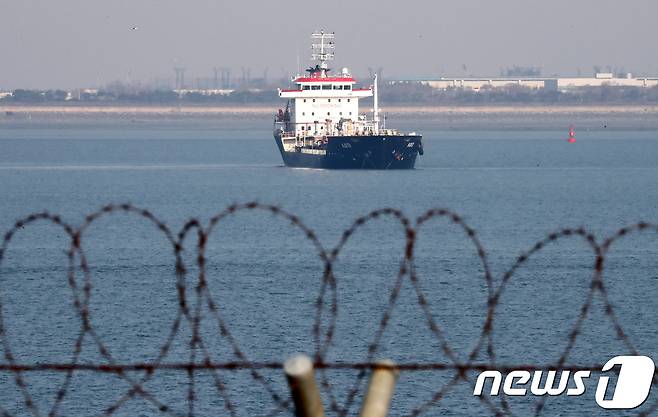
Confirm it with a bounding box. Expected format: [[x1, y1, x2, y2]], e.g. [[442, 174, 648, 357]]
[[284, 354, 325, 417], [359, 360, 399, 417]]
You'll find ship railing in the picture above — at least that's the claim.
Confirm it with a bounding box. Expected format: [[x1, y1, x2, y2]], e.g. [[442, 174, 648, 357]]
[[274, 120, 404, 138]]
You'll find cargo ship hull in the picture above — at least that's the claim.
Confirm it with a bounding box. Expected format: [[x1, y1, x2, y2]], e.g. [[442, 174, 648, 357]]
[[274, 134, 423, 169]]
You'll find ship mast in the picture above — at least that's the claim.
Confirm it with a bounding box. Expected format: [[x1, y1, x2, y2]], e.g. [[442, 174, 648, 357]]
[[373, 73, 380, 134], [310, 31, 335, 77]]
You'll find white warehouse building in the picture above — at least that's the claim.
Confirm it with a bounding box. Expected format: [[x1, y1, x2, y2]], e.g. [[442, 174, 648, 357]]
[[413, 73, 658, 91]]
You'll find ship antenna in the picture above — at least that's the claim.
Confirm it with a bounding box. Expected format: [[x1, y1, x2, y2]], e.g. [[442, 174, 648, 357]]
[[296, 49, 300, 79], [311, 30, 335, 77]]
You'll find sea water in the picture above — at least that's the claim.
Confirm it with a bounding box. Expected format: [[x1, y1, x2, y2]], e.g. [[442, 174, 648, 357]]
[[0, 121, 657, 416]]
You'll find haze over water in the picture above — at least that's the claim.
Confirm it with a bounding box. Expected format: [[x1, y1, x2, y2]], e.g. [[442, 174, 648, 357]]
[[1, 121, 658, 415], [2, 0, 658, 89]]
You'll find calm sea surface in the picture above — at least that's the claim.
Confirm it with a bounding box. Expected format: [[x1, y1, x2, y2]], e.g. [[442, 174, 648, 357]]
[[1, 121, 657, 416]]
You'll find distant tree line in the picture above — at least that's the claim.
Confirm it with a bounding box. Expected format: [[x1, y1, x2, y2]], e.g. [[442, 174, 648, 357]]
[[9, 89, 69, 102], [3, 83, 658, 105], [501, 65, 541, 77], [1, 88, 281, 104]]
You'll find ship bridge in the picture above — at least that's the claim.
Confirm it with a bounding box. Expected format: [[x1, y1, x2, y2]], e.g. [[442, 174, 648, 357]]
[[279, 71, 373, 137], [278, 74, 373, 136], [279, 75, 372, 98]]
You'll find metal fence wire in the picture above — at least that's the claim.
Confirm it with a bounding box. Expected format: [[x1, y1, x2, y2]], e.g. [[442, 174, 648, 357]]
[[0, 202, 657, 417]]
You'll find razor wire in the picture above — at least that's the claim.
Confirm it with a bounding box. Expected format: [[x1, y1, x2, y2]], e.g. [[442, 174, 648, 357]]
[[0, 203, 657, 417]]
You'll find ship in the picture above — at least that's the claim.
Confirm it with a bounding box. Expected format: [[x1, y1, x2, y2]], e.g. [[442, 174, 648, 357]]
[[273, 31, 423, 169]]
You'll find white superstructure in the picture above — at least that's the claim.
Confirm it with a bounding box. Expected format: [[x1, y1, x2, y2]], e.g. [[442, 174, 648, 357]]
[[276, 31, 387, 139]]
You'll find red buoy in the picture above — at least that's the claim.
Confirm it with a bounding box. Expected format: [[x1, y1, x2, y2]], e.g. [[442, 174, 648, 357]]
[[567, 125, 576, 143]]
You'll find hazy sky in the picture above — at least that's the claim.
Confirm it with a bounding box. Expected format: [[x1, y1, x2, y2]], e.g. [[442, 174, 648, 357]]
[[1, 0, 657, 89]]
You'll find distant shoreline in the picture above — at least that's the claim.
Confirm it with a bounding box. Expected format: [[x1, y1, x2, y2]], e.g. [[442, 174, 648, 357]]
[[2, 104, 658, 115], [2, 104, 658, 130]]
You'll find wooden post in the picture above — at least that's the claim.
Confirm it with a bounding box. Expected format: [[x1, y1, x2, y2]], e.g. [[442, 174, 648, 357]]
[[359, 360, 399, 417], [284, 354, 325, 417]]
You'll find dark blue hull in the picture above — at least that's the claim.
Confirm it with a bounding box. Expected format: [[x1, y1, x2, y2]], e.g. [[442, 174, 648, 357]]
[[274, 135, 423, 169]]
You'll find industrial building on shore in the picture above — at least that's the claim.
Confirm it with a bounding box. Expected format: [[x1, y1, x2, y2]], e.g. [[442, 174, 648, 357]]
[[409, 73, 658, 91]]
